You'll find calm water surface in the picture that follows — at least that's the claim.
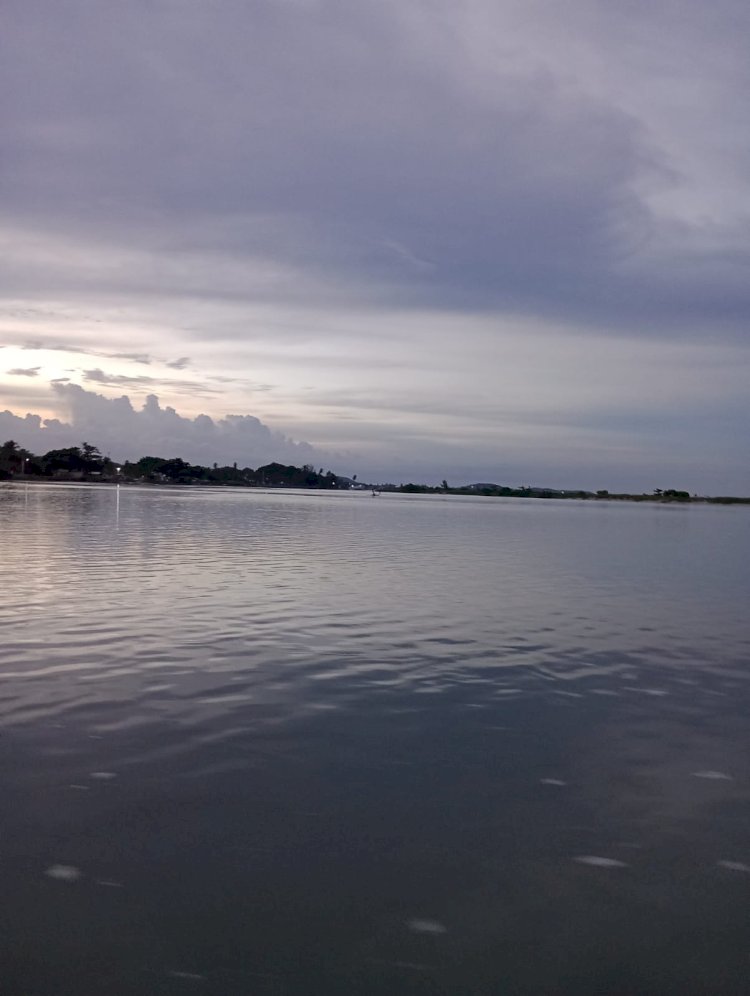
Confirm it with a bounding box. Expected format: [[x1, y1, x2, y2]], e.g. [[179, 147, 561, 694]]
[[2, 483, 750, 995]]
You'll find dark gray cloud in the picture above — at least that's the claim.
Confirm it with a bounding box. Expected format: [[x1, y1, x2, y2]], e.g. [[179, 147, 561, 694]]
[[7, 366, 41, 376], [2, 0, 749, 339]]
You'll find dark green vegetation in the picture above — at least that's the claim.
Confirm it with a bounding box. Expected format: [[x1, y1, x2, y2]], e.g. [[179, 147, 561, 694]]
[[0, 440, 341, 488], [368, 484, 750, 504], [2, 438, 748, 502]]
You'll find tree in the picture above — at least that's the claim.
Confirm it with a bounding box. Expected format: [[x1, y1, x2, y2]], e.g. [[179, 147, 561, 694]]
[[0, 440, 29, 476], [81, 441, 99, 460], [0, 440, 20, 472], [160, 457, 192, 481], [42, 446, 87, 474], [80, 441, 105, 472]]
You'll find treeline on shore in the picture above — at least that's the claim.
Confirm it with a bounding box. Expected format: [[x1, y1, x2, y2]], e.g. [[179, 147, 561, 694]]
[[2, 438, 748, 503], [381, 483, 750, 504], [0, 439, 343, 488]]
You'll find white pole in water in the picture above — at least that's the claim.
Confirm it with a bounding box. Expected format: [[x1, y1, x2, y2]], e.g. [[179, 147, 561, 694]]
[[115, 467, 121, 528]]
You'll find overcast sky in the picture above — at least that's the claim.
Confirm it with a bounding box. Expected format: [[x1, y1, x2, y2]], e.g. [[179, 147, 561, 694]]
[[2, 0, 749, 490]]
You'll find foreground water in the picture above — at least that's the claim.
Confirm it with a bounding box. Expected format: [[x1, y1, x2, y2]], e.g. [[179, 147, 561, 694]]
[[1, 483, 749, 995]]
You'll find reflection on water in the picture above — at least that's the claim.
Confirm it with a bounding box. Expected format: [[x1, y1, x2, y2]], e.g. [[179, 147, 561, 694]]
[[1, 483, 750, 994]]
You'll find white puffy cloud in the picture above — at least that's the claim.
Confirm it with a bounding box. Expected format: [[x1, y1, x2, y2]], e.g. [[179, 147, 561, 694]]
[[0, 383, 334, 470]]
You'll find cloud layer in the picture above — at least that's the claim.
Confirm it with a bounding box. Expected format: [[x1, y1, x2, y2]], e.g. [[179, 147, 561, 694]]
[[0, 384, 328, 470], [1, 0, 749, 489], [3, 0, 748, 333]]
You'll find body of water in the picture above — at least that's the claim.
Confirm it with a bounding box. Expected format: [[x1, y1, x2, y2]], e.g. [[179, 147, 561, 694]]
[[2, 483, 750, 994]]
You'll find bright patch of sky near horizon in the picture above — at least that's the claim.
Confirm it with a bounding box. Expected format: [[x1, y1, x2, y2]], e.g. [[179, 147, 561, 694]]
[[1, 0, 749, 490]]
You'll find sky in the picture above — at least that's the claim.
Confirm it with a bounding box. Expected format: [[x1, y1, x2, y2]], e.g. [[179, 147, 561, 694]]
[[2, 0, 749, 492]]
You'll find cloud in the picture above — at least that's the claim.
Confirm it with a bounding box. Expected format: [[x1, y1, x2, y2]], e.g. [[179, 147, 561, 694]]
[[0, 383, 332, 469], [81, 366, 223, 397], [21, 338, 98, 353], [7, 366, 41, 376], [2, 0, 749, 342], [111, 352, 151, 364], [82, 368, 154, 387], [17, 337, 155, 364], [2, 0, 750, 493]]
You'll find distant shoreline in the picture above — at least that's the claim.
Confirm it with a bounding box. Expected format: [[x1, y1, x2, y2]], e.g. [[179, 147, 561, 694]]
[[2, 440, 747, 504], [5, 477, 749, 506]]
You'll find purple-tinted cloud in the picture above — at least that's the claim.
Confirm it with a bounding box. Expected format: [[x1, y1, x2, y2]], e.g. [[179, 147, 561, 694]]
[[2, 0, 750, 490], [2, 0, 748, 338], [0, 383, 330, 468], [0, 385, 336, 470]]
